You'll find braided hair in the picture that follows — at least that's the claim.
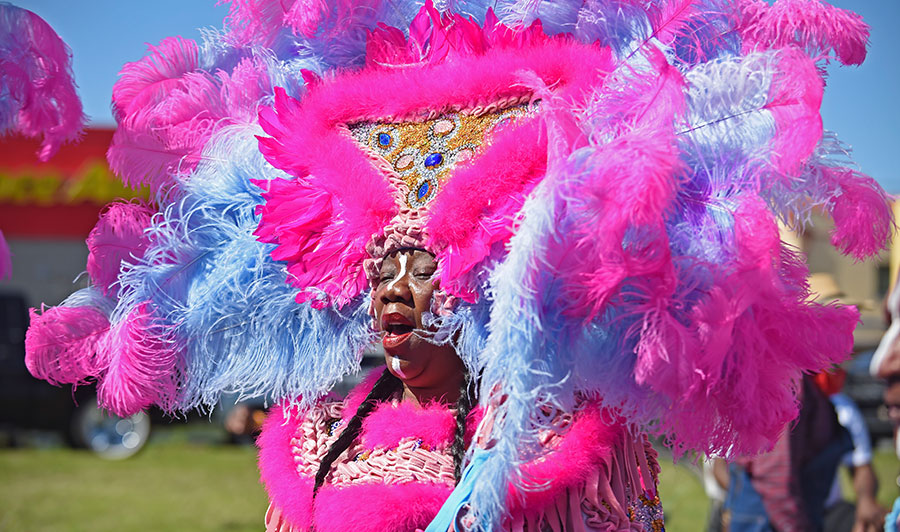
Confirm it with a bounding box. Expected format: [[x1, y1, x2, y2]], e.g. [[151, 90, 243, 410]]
[[449, 371, 477, 481], [313, 367, 478, 494], [313, 368, 401, 494]]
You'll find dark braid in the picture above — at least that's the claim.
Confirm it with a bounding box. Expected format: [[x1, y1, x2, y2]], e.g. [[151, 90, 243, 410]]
[[450, 371, 477, 482], [313, 368, 401, 495]]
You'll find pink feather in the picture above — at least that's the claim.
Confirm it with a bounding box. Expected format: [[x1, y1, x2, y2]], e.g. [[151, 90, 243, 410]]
[[97, 302, 177, 416], [86, 202, 155, 296], [109, 38, 271, 193], [645, 0, 706, 47], [0, 230, 10, 279], [220, 0, 290, 46], [253, 176, 380, 308], [0, 5, 86, 161], [653, 197, 859, 456], [24, 305, 110, 385], [767, 46, 824, 175], [739, 0, 869, 65], [824, 167, 894, 260]]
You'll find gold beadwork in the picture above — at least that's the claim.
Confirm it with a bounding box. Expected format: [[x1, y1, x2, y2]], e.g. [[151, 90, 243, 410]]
[[348, 103, 536, 208]]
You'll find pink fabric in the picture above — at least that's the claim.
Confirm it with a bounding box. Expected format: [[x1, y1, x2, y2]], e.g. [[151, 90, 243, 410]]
[[258, 375, 662, 531]]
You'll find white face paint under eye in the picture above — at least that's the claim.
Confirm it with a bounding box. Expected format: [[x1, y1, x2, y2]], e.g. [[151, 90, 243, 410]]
[[386, 253, 408, 290]]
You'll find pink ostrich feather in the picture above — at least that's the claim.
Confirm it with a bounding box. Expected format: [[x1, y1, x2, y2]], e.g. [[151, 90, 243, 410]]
[[767, 46, 824, 175], [738, 0, 869, 65], [109, 38, 271, 194], [108, 36, 203, 191], [97, 302, 178, 416], [24, 305, 110, 385], [86, 202, 155, 297], [824, 167, 894, 260], [657, 196, 859, 456], [1, 5, 85, 161]]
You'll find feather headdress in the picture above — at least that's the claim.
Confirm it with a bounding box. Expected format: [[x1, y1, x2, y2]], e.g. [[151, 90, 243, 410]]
[[25, 0, 891, 529]]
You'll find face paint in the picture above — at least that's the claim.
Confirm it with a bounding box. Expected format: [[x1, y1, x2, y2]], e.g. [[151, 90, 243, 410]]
[[386, 253, 408, 291], [391, 356, 406, 378]]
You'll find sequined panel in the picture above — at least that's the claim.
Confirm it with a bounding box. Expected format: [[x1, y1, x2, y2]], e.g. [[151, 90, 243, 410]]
[[629, 491, 666, 531], [348, 102, 537, 208]]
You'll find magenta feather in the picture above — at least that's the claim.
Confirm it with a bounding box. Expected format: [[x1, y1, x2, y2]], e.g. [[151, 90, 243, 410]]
[[824, 168, 894, 260], [24, 305, 110, 385], [0, 4, 85, 161], [0, 230, 10, 279], [766, 46, 823, 175], [108, 36, 206, 192], [97, 302, 178, 416], [738, 0, 869, 65], [86, 202, 155, 296], [109, 39, 271, 194], [221, 0, 290, 46], [645, 0, 706, 47]]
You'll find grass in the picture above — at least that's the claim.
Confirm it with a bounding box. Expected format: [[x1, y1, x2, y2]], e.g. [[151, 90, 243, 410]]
[[1, 427, 898, 532]]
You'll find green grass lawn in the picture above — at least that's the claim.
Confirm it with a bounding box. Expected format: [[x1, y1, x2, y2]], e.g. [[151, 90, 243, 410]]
[[1, 429, 898, 532]]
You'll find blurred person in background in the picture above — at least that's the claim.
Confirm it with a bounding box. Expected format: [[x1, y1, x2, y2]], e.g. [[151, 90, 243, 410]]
[[813, 368, 886, 532], [870, 272, 900, 530]]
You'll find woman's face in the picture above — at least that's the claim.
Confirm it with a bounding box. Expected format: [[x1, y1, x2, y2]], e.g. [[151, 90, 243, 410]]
[[373, 249, 463, 392]]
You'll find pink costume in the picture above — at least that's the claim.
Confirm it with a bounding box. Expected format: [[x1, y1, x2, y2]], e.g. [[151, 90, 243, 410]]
[[20, 0, 890, 530], [259, 373, 664, 532]]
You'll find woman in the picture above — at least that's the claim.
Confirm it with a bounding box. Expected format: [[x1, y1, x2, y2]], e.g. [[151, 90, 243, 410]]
[[260, 249, 664, 531], [23, 1, 890, 531]]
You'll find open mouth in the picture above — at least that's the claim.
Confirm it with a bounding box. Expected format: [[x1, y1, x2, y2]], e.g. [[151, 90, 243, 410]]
[[381, 312, 415, 349]]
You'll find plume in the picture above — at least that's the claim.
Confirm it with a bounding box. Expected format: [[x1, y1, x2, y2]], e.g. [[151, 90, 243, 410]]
[[0, 3, 85, 160]]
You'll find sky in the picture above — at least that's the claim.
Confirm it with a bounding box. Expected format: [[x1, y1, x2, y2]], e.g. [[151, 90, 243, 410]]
[[14, 1, 900, 192]]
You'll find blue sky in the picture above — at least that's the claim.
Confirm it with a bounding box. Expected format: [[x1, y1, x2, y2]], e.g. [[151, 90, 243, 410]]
[[14, 1, 900, 192]]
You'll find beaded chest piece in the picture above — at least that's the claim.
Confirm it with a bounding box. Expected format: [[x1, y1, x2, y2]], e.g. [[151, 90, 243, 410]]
[[349, 102, 536, 209]]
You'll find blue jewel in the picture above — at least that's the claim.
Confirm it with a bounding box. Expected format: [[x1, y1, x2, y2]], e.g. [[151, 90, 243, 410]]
[[377, 133, 392, 147], [424, 152, 443, 168], [417, 181, 430, 200]]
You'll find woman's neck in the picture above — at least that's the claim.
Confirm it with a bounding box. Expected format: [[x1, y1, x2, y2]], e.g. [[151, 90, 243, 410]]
[[401, 379, 463, 407]]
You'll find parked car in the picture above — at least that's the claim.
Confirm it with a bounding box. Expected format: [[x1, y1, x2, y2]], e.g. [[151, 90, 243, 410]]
[[0, 292, 150, 459]]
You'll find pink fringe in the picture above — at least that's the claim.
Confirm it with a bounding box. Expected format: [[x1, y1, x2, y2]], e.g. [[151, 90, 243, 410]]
[[97, 302, 177, 416], [313, 482, 451, 532], [258, 401, 316, 529], [24, 305, 110, 385], [739, 0, 869, 65], [86, 202, 154, 296]]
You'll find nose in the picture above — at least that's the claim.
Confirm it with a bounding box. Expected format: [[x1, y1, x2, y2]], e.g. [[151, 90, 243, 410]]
[[381, 270, 412, 304]]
